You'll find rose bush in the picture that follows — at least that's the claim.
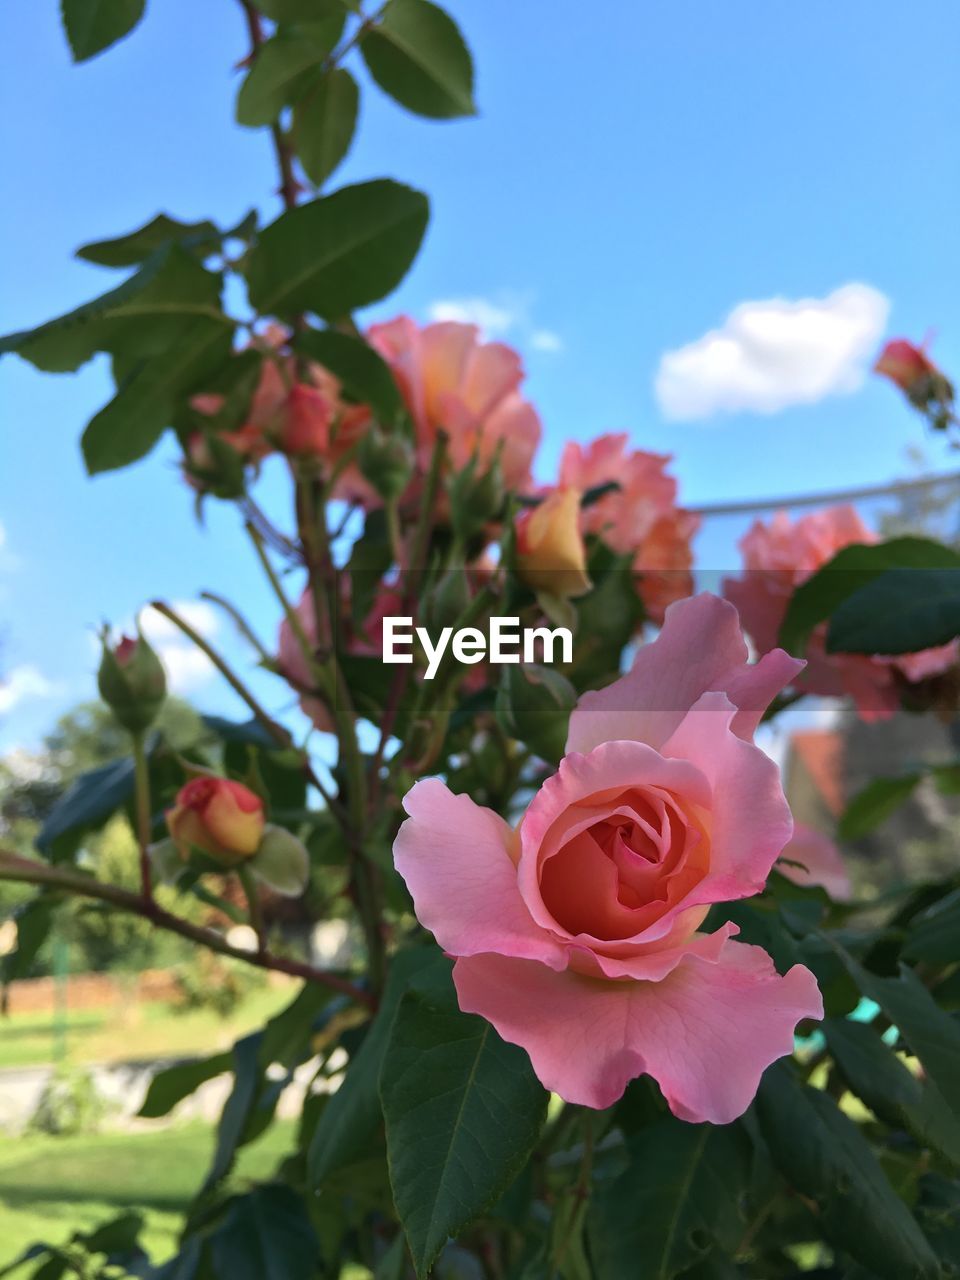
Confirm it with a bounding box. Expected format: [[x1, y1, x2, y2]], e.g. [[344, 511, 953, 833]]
[[1, 6, 958, 1280]]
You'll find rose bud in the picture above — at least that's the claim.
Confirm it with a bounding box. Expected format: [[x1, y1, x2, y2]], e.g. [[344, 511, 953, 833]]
[[279, 384, 333, 456], [514, 487, 591, 600], [357, 423, 415, 502], [449, 453, 505, 543], [97, 627, 167, 733], [166, 776, 265, 866], [874, 339, 940, 393]]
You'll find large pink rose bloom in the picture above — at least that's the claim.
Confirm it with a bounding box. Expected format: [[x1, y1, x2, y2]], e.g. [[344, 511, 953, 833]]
[[559, 433, 700, 622], [366, 316, 541, 493], [394, 594, 822, 1121], [723, 506, 958, 721]]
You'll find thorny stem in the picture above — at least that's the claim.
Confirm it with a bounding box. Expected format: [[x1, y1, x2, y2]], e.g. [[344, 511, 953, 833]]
[[238, 1, 301, 212], [0, 850, 374, 1009]]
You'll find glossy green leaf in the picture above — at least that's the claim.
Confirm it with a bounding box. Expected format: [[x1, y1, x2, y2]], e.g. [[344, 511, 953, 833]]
[[756, 1061, 940, 1280], [295, 328, 405, 426], [76, 214, 230, 267], [294, 67, 360, 185], [380, 979, 548, 1279], [778, 537, 960, 656], [210, 1185, 319, 1280], [904, 887, 960, 966], [308, 946, 441, 1186], [138, 1052, 233, 1119], [0, 246, 226, 374], [1, 895, 60, 983], [36, 755, 135, 860], [82, 316, 235, 473], [361, 0, 475, 119], [828, 567, 960, 655], [588, 1117, 749, 1280], [840, 955, 960, 1123], [838, 773, 921, 840], [822, 1017, 923, 1124], [236, 33, 332, 128], [246, 180, 428, 319], [61, 0, 145, 62], [254, 0, 346, 21]]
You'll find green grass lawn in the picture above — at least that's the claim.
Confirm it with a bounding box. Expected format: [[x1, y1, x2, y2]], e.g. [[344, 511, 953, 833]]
[[0, 1120, 296, 1268], [0, 983, 295, 1070]]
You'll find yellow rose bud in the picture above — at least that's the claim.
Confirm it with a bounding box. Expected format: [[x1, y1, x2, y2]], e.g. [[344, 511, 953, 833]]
[[166, 776, 265, 866], [514, 487, 591, 599]]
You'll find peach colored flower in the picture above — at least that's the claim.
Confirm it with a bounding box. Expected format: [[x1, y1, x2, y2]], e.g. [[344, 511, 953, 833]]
[[514, 488, 591, 600], [559, 433, 699, 622], [366, 317, 541, 494], [723, 506, 958, 721], [166, 777, 265, 866], [394, 594, 822, 1119]]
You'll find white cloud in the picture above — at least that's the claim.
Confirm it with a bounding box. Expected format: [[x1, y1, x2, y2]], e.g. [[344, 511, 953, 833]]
[[135, 601, 219, 694], [426, 294, 564, 355], [655, 283, 890, 421], [0, 665, 57, 715], [530, 329, 564, 353], [427, 297, 517, 336]]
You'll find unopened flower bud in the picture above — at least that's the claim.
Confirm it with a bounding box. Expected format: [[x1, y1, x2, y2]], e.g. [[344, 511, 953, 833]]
[[166, 776, 265, 866], [874, 338, 955, 426], [449, 453, 504, 543], [514, 488, 591, 600], [97, 627, 167, 733], [357, 424, 415, 501], [495, 663, 576, 764], [249, 824, 310, 897], [182, 431, 248, 500], [422, 569, 471, 633]]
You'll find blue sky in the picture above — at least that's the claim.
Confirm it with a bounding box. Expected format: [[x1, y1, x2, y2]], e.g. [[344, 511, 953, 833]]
[[1, 0, 958, 751]]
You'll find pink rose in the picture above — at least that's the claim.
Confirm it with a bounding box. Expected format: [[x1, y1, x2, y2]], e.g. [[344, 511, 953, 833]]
[[777, 823, 851, 901], [366, 317, 541, 494], [394, 594, 822, 1121], [559, 433, 699, 622], [723, 506, 958, 721], [277, 582, 403, 732]]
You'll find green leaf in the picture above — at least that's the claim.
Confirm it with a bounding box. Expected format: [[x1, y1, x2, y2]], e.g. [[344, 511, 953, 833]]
[[346, 508, 394, 627], [588, 1117, 749, 1280], [246, 180, 428, 319], [308, 945, 441, 1186], [822, 1017, 923, 1124], [254, 0, 346, 21], [839, 955, 960, 1124], [828, 566, 960, 655], [60, 0, 145, 62], [1, 895, 60, 983], [201, 1033, 267, 1193], [36, 755, 135, 860], [236, 32, 335, 128], [0, 245, 226, 374], [756, 1061, 940, 1280], [361, 0, 475, 119], [137, 1052, 233, 1119], [293, 67, 360, 187], [295, 327, 405, 426], [838, 773, 921, 841], [82, 316, 235, 473], [778, 536, 960, 656], [210, 1185, 319, 1280], [904, 887, 960, 966], [77, 214, 226, 267], [258, 982, 339, 1069], [380, 978, 548, 1278]]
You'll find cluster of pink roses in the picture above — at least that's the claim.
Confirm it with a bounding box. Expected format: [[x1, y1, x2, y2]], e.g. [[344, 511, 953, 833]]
[[723, 503, 958, 720]]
